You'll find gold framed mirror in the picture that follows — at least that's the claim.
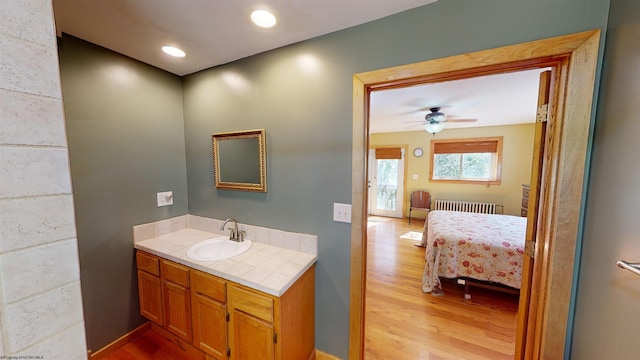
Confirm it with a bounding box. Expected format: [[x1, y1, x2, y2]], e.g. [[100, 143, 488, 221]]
[[212, 129, 267, 192]]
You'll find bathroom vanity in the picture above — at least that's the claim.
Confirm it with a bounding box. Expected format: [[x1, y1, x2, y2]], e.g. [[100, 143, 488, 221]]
[[134, 224, 316, 360]]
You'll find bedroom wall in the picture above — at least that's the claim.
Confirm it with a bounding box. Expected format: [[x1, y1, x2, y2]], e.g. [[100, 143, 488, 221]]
[[370, 123, 535, 216]]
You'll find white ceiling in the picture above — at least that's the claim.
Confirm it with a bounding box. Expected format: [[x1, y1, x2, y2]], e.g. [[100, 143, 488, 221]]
[[52, 0, 544, 133], [52, 0, 437, 76], [369, 69, 546, 134]]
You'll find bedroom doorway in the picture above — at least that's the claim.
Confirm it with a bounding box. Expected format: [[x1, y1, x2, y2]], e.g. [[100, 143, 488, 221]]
[[364, 68, 541, 358], [349, 30, 601, 360]]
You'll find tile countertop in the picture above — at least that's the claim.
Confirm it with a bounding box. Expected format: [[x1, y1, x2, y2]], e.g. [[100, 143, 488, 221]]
[[134, 228, 317, 297]]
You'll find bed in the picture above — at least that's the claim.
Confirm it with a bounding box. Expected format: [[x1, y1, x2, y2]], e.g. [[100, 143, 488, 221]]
[[420, 210, 527, 297]]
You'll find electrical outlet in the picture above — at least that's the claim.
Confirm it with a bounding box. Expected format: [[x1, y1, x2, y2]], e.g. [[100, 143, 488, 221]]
[[333, 203, 352, 223], [157, 191, 173, 207]]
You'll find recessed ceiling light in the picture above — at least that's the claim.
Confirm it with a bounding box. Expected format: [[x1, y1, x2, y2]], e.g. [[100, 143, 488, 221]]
[[162, 46, 186, 58], [251, 10, 277, 28]]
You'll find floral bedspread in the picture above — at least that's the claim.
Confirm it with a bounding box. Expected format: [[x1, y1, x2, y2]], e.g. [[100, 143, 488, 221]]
[[420, 210, 527, 295]]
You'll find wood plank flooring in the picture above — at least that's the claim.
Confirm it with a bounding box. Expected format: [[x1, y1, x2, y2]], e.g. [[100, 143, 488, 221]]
[[100, 330, 202, 360], [364, 216, 518, 360]]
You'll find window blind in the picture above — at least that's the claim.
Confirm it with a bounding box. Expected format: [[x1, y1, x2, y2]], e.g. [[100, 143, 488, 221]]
[[433, 139, 499, 154], [375, 147, 402, 159]]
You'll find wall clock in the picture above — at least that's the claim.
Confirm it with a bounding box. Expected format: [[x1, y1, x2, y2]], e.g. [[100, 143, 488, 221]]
[[413, 147, 423, 157]]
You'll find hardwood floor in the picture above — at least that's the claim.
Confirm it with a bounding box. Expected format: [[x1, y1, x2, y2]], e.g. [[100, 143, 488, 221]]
[[100, 329, 203, 360], [364, 216, 518, 360]]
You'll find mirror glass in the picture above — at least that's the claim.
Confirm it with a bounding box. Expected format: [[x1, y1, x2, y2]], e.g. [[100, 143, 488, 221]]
[[212, 129, 267, 192]]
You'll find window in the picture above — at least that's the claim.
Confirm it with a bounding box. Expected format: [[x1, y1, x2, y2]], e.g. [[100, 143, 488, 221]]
[[371, 147, 404, 214], [429, 137, 502, 184]]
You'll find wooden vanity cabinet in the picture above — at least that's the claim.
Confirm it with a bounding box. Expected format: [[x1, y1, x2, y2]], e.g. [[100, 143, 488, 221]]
[[228, 265, 315, 360], [191, 269, 228, 359], [136, 250, 316, 360], [161, 260, 192, 343], [136, 251, 163, 326]]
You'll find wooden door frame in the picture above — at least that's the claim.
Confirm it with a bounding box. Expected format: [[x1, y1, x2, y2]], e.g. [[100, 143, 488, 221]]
[[349, 30, 600, 359]]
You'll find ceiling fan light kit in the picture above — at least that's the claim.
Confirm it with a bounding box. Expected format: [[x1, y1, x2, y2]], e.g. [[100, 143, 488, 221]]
[[421, 106, 478, 134], [424, 121, 446, 134], [424, 107, 446, 134]]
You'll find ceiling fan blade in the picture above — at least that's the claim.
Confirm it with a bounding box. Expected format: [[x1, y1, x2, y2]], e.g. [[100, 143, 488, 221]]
[[446, 118, 477, 123], [398, 109, 423, 115], [401, 104, 454, 116], [401, 119, 428, 124]]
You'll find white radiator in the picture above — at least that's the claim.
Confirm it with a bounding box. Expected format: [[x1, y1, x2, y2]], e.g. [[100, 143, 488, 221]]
[[432, 199, 497, 214]]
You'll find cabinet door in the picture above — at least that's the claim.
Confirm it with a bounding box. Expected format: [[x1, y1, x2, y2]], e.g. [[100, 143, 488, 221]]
[[193, 293, 227, 359], [163, 280, 192, 342], [137, 270, 163, 325], [231, 310, 274, 360]]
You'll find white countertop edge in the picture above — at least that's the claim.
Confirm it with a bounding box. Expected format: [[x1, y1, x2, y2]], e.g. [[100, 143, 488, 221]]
[[134, 241, 317, 297]]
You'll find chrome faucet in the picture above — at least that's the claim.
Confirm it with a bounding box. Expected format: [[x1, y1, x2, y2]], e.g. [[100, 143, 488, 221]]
[[220, 218, 244, 242]]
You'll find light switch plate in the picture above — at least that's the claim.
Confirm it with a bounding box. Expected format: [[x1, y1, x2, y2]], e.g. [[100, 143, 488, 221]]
[[333, 203, 352, 223], [157, 191, 173, 207]]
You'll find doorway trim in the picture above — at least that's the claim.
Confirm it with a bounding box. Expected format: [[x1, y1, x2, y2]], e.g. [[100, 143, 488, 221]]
[[349, 30, 600, 359]]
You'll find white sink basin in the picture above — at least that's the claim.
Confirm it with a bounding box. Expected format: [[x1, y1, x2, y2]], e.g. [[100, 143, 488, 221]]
[[186, 236, 252, 262]]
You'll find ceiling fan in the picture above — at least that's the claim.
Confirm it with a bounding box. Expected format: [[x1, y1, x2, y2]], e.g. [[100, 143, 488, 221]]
[[423, 107, 477, 134]]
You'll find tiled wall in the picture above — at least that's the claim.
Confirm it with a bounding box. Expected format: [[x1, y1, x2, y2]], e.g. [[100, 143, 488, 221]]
[[0, 1, 87, 359]]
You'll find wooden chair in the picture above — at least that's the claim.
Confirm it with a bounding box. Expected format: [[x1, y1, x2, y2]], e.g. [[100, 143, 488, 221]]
[[409, 190, 431, 224]]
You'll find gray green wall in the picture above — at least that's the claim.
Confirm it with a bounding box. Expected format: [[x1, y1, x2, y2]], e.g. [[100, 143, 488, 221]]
[[58, 35, 188, 351], [571, 1, 640, 358], [57, 0, 616, 358], [182, 1, 609, 357]]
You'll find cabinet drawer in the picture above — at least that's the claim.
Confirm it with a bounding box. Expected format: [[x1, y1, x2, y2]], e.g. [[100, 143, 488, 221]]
[[230, 285, 273, 323], [521, 197, 529, 209], [161, 260, 190, 287], [136, 251, 160, 276], [191, 270, 226, 303]]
